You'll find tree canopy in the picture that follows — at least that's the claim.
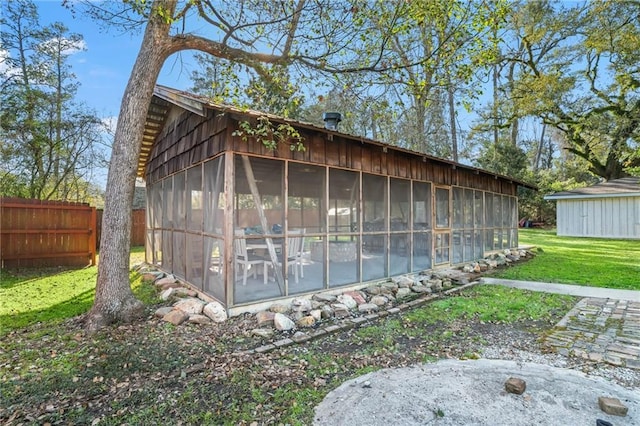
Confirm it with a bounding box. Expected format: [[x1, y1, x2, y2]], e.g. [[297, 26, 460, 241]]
[[0, 0, 107, 202]]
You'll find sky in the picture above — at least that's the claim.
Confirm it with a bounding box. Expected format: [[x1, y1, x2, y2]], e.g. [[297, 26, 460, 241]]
[[37, 1, 194, 120], [32, 1, 200, 188]]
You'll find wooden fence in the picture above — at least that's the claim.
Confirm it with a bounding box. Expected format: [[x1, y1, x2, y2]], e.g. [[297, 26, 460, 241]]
[[95, 209, 146, 249], [1, 198, 147, 268], [1, 197, 97, 268]]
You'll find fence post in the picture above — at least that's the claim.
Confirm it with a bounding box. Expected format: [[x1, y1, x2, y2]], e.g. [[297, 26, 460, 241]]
[[90, 207, 97, 266]]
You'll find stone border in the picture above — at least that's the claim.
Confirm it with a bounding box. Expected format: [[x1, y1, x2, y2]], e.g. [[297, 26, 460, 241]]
[[244, 281, 480, 355]]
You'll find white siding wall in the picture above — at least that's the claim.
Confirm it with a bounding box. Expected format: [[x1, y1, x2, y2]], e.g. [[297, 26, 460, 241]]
[[556, 196, 640, 239]]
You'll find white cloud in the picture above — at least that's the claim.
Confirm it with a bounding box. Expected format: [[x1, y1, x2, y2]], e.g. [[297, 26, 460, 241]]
[[101, 116, 118, 134], [38, 37, 87, 57], [0, 48, 21, 79]]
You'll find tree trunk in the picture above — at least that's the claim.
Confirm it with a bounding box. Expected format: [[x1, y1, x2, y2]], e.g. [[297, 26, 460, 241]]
[[533, 123, 546, 170], [447, 76, 458, 162], [85, 3, 173, 331]]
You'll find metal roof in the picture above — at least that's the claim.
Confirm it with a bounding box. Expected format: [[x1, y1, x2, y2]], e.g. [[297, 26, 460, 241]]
[[137, 85, 537, 191], [544, 177, 640, 200]]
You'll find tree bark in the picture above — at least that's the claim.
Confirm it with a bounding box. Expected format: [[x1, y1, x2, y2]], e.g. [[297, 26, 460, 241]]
[[85, 2, 174, 331]]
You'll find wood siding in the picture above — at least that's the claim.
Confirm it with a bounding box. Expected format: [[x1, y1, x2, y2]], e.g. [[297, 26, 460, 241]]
[[556, 197, 640, 239], [145, 108, 518, 197]]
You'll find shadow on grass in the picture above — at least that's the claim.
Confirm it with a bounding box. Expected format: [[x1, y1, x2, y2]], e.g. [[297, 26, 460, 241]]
[[0, 287, 95, 336]]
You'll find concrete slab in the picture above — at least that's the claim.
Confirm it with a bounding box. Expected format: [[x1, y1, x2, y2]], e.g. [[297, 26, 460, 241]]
[[314, 359, 640, 425]]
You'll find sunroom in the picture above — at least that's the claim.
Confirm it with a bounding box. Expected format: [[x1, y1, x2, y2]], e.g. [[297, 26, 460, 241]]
[[141, 86, 532, 314]]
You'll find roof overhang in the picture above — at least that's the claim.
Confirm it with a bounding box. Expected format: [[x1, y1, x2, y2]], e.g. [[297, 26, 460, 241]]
[[544, 192, 640, 201]]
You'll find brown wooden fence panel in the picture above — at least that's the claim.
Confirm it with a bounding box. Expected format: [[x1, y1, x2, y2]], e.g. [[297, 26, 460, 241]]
[[1, 197, 97, 268], [95, 209, 146, 250]]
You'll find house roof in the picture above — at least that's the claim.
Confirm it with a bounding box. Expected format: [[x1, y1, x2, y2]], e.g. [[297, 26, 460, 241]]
[[544, 177, 640, 200], [138, 85, 536, 190]]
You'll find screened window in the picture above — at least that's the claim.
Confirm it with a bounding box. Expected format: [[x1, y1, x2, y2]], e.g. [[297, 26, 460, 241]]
[[186, 165, 203, 231], [329, 169, 359, 234], [173, 172, 186, 229], [363, 174, 387, 232], [203, 156, 225, 235], [453, 187, 463, 228], [234, 156, 283, 235], [289, 163, 324, 233], [389, 178, 409, 231], [412, 182, 431, 230], [162, 176, 173, 228], [435, 188, 450, 228]]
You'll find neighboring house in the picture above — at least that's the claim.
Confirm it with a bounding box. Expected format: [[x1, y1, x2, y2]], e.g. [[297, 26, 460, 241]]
[[138, 85, 535, 314], [544, 177, 640, 239]]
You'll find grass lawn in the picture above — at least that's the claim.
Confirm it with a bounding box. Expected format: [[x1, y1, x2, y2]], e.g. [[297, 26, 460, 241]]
[[0, 247, 153, 336], [0, 285, 574, 425], [492, 228, 640, 290], [1, 231, 637, 423]]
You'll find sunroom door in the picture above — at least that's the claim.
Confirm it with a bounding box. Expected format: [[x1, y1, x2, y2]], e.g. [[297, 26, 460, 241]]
[[434, 187, 451, 265]]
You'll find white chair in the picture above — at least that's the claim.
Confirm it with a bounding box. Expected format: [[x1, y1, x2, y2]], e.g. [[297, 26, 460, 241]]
[[266, 229, 303, 283], [291, 228, 306, 280], [234, 230, 266, 286]]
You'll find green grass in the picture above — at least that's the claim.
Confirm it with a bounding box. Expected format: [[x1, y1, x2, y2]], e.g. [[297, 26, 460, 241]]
[[493, 229, 640, 290], [0, 246, 156, 336]]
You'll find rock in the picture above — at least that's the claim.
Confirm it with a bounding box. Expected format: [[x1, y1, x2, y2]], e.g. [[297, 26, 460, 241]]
[[270, 303, 290, 314], [163, 309, 189, 325], [337, 294, 357, 310], [296, 315, 316, 328], [311, 300, 324, 310], [598, 396, 628, 416], [154, 306, 173, 318], [310, 309, 323, 321], [365, 285, 384, 295], [370, 295, 389, 306], [141, 273, 158, 282], [159, 282, 183, 291], [331, 303, 351, 318], [155, 276, 176, 287], [173, 287, 198, 297], [462, 264, 474, 273], [381, 282, 399, 293], [313, 293, 337, 303], [396, 287, 412, 299], [453, 276, 469, 285], [256, 311, 276, 327], [393, 276, 414, 288], [321, 305, 334, 319], [188, 314, 211, 324], [174, 297, 205, 315], [358, 303, 379, 313], [203, 301, 227, 323], [291, 298, 312, 313], [160, 288, 174, 301], [291, 310, 306, 321], [504, 377, 526, 395], [251, 328, 274, 338], [411, 285, 432, 294], [343, 291, 367, 305], [274, 313, 296, 331]]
